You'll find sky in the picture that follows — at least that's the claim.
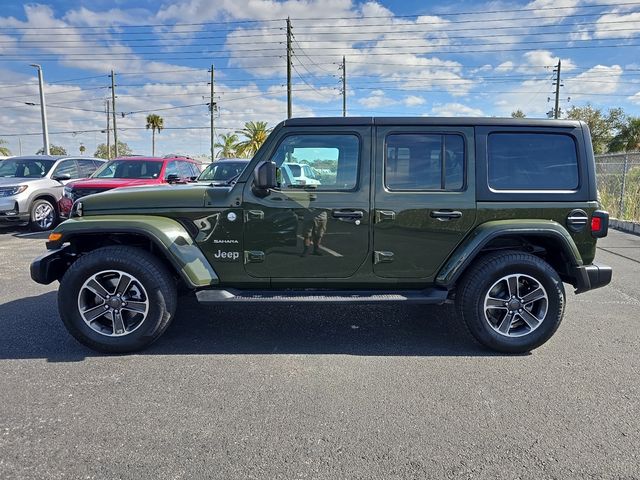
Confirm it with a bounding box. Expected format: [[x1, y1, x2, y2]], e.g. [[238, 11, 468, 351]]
[[0, 0, 639, 158]]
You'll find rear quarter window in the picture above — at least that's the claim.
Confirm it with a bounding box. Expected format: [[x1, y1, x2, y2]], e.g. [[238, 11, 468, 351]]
[[488, 133, 579, 191]]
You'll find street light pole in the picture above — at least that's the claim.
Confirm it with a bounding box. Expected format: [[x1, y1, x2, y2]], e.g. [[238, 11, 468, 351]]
[[30, 64, 50, 155]]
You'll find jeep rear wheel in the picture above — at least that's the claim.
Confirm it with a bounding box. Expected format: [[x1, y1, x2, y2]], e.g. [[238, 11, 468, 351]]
[[58, 246, 177, 353], [456, 251, 565, 353]]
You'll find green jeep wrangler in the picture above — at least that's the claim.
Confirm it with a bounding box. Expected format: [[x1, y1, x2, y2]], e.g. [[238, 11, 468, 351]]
[[31, 117, 612, 354]]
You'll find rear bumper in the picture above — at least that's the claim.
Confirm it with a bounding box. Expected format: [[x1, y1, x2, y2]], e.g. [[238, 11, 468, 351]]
[[573, 263, 612, 294], [30, 246, 72, 285]]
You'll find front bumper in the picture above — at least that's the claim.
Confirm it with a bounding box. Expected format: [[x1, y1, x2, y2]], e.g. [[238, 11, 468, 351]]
[[30, 246, 72, 285], [573, 263, 613, 294]]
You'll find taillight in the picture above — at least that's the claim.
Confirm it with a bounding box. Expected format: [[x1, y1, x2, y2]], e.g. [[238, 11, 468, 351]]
[[591, 210, 609, 238]]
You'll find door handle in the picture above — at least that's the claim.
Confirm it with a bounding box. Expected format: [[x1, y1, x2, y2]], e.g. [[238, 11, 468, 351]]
[[430, 210, 463, 220], [332, 210, 364, 220]]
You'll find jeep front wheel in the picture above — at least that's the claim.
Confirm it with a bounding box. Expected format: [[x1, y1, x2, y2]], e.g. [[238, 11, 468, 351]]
[[456, 251, 565, 353], [58, 246, 177, 353]]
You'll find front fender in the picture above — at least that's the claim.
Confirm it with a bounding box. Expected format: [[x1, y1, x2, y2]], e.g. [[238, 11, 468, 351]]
[[48, 215, 218, 288], [435, 219, 583, 287]]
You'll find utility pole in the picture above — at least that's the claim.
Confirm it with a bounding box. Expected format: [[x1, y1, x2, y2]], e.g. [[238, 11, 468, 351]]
[[105, 99, 111, 160], [341, 56, 346, 117], [110, 70, 118, 157], [30, 64, 50, 155], [553, 60, 562, 119], [209, 64, 215, 161], [286, 17, 292, 119]]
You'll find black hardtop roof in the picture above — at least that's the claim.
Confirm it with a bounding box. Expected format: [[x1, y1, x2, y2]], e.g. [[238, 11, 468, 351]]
[[281, 116, 583, 129]]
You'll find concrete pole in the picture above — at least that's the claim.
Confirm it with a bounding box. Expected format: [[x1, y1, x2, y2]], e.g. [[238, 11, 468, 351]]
[[30, 64, 50, 155]]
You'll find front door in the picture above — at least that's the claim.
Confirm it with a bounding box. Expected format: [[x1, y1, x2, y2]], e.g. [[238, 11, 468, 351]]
[[243, 128, 371, 279], [373, 126, 476, 279]]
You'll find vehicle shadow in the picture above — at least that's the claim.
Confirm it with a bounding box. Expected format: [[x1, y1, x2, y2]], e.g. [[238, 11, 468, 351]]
[[0, 226, 50, 239], [0, 292, 504, 362]]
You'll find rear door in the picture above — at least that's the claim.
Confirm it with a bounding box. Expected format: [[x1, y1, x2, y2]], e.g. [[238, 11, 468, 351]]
[[373, 125, 476, 279]]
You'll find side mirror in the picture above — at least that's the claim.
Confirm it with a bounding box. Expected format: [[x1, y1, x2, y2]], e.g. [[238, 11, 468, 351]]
[[166, 173, 180, 184], [53, 173, 71, 182], [254, 161, 277, 190]]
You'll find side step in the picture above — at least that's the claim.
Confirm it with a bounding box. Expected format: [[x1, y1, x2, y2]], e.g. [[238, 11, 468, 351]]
[[196, 288, 449, 305]]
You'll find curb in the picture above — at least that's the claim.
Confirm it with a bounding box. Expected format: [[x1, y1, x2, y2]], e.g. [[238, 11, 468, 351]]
[[610, 218, 640, 236]]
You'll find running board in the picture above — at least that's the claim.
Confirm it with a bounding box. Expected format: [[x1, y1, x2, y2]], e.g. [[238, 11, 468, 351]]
[[196, 288, 449, 305]]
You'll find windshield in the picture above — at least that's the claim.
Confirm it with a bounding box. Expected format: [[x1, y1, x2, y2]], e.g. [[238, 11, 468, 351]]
[[0, 158, 55, 178], [93, 160, 163, 179], [198, 161, 248, 182]]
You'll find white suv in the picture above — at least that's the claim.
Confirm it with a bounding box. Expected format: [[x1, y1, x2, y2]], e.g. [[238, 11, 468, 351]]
[[0, 155, 104, 231], [281, 162, 321, 187]]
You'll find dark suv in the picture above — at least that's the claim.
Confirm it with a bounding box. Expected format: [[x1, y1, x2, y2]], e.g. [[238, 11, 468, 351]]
[[31, 117, 611, 354]]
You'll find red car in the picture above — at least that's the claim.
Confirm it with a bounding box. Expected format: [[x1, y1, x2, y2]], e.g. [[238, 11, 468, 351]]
[[59, 155, 201, 218]]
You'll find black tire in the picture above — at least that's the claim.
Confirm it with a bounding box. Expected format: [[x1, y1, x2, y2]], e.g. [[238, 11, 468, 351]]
[[58, 246, 177, 353], [455, 250, 565, 354], [29, 198, 58, 232]]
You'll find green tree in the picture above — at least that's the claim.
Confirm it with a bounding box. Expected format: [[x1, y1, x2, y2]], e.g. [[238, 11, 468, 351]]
[[79, 144, 86, 155], [511, 110, 526, 118], [0, 138, 11, 156], [94, 141, 133, 159], [565, 104, 625, 154], [609, 117, 640, 152], [36, 144, 67, 155], [145, 114, 164, 156], [214, 133, 239, 159], [235, 121, 271, 158]]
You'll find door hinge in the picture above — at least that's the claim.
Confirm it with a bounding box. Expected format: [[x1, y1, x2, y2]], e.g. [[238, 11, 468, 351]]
[[375, 210, 396, 223], [244, 250, 265, 264], [245, 210, 264, 221], [374, 251, 394, 264]]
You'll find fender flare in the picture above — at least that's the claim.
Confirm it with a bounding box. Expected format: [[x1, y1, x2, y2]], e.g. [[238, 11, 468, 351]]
[[48, 215, 218, 288], [435, 220, 583, 287]]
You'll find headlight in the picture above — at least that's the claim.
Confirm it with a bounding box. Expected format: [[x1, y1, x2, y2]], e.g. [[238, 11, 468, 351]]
[[71, 201, 83, 218], [63, 186, 73, 198], [0, 185, 28, 197]]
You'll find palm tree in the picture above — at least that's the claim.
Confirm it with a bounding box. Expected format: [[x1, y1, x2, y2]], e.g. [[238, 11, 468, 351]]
[[0, 139, 11, 156], [145, 114, 164, 156], [235, 121, 271, 158], [609, 118, 640, 152], [79, 144, 86, 155], [214, 133, 239, 159]]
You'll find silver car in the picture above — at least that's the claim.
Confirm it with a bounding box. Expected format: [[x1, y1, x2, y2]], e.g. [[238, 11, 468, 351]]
[[0, 155, 105, 231]]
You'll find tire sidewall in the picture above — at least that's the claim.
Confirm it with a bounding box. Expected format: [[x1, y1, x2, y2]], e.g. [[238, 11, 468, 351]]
[[30, 198, 58, 231], [464, 256, 565, 353], [59, 248, 174, 352]]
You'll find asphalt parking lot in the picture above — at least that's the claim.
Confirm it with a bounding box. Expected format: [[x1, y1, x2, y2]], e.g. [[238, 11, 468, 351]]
[[0, 227, 638, 479]]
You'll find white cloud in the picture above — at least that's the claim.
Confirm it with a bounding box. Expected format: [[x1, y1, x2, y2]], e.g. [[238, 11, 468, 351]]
[[594, 12, 640, 39], [403, 95, 425, 107], [358, 90, 396, 108], [431, 103, 484, 117]]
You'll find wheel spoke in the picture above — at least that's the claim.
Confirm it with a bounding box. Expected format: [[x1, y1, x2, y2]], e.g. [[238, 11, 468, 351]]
[[111, 311, 126, 335], [519, 309, 541, 330], [507, 276, 518, 298], [122, 301, 146, 314], [81, 303, 107, 322], [497, 312, 515, 334], [521, 287, 545, 305], [85, 279, 110, 300], [115, 273, 132, 296], [486, 297, 507, 308]]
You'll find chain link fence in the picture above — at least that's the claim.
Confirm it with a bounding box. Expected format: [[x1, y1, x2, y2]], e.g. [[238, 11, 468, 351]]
[[595, 151, 640, 222]]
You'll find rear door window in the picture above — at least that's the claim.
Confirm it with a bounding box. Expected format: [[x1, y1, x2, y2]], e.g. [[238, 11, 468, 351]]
[[487, 133, 579, 190], [385, 134, 464, 191]]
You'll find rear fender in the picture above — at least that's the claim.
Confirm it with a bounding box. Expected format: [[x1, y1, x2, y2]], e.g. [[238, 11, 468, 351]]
[[48, 215, 218, 288], [436, 220, 583, 287]]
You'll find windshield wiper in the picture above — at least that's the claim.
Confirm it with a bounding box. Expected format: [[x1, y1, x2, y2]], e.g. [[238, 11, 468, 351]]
[[210, 171, 243, 186]]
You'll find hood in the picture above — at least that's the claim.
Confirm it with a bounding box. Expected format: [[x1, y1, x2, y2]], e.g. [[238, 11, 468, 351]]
[[69, 177, 159, 189], [78, 183, 236, 214]]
